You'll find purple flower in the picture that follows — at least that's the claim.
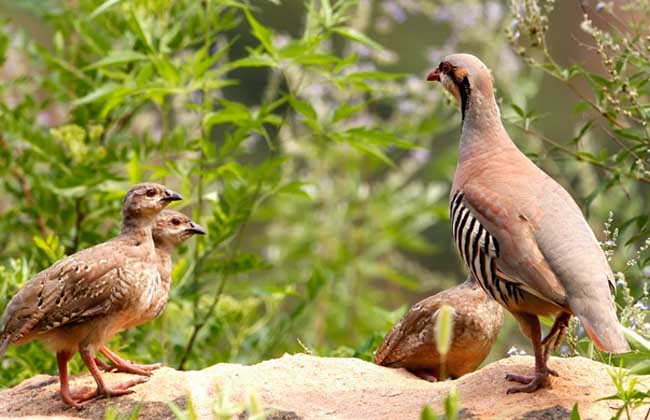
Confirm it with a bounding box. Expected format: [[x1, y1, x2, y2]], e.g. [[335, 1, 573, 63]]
[[410, 148, 431, 164], [383, 0, 407, 23], [485, 1, 503, 24]]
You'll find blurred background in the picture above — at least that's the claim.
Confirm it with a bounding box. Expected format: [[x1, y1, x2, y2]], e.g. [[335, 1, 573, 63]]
[[0, 0, 648, 389]]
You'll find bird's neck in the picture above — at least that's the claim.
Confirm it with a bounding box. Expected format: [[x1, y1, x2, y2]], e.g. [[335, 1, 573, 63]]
[[120, 214, 155, 238], [156, 247, 173, 287], [458, 93, 515, 162]]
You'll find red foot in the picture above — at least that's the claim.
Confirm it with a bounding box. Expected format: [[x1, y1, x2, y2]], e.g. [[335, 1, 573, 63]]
[[61, 377, 149, 408], [96, 358, 160, 376], [98, 346, 163, 376], [505, 368, 557, 393]]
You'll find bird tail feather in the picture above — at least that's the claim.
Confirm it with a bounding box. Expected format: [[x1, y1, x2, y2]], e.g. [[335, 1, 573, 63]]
[[578, 313, 630, 354]]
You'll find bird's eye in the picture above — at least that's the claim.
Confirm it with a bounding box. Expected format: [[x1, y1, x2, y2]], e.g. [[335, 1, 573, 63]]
[[171, 218, 181, 226], [146, 188, 157, 197], [439, 62, 452, 74]]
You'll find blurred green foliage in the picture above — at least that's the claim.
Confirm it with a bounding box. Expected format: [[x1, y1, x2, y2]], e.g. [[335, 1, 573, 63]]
[[0, 0, 515, 387], [1, 3, 650, 416]]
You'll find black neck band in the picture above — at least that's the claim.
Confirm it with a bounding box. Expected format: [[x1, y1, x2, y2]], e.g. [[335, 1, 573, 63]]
[[458, 77, 471, 123]]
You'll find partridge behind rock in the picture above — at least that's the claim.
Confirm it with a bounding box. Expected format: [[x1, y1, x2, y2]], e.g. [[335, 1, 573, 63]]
[[427, 53, 629, 393], [374, 277, 503, 381], [0, 183, 181, 408], [95, 210, 205, 374]]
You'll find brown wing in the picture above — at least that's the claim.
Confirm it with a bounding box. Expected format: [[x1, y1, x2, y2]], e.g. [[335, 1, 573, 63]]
[[460, 183, 567, 307], [374, 293, 447, 366], [0, 240, 129, 346]]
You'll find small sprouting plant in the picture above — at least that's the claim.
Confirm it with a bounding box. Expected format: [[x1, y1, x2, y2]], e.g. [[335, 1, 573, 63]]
[[420, 386, 460, 420], [434, 304, 454, 380], [601, 366, 649, 420]]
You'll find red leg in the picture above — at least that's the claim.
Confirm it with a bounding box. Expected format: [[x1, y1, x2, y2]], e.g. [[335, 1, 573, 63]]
[[57, 351, 82, 409], [94, 356, 114, 372], [99, 346, 162, 375], [542, 313, 570, 361], [73, 346, 148, 404], [506, 314, 558, 393]]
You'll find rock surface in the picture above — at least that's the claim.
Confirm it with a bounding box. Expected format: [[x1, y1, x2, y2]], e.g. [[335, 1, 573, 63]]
[[0, 354, 641, 419]]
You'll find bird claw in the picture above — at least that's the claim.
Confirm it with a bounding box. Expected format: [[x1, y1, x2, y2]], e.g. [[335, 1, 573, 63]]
[[98, 359, 160, 376], [62, 377, 148, 408], [505, 370, 552, 393]]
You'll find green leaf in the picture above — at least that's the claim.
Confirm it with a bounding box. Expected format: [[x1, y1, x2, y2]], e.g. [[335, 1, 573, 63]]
[[83, 51, 148, 70], [203, 101, 252, 129], [629, 359, 650, 375], [73, 83, 120, 106], [511, 103, 525, 118], [341, 71, 404, 82], [128, 151, 141, 184], [89, 0, 123, 19], [572, 101, 590, 115], [332, 27, 384, 51], [570, 403, 581, 420], [621, 326, 650, 354], [276, 181, 313, 200], [332, 102, 365, 123], [289, 97, 317, 123], [128, 6, 155, 52], [0, 23, 8, 66], [420, 405, 440, 420], [443, 386, 459, 420], [244, 9, 275, 57], [350, 142, 394, 166], [228, 55, 278, 69]]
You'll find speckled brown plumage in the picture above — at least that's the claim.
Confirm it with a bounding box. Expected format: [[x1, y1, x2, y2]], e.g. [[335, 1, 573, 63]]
[[0, 183, 182, 408], [95, 210, 205, 375], [374, 277, 503, 381]]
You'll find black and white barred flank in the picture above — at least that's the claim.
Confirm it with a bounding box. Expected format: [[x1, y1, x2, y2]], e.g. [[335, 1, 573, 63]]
[[450, 191, 524, 307]]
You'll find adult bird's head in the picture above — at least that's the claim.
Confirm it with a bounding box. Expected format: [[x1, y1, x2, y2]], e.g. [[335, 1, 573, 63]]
[[426, 53, 496, 123], [122, 183, 183, 221], [153, 210, 206, 249]]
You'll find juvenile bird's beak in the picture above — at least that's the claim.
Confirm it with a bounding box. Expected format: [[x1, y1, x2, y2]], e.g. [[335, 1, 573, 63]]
[[161, 189, 183, 202], [186, 222, 206, 235], [426, 68, 441, 82]]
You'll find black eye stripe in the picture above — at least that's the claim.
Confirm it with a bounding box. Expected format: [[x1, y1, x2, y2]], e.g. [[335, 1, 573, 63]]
[[439, 62, 453, 74]]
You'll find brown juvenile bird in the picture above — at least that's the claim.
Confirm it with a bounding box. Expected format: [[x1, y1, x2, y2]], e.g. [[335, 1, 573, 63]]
[[374, 276, 503, 381], [427, 53, 629, 393], [94, 210, 206, 374], [0, 183, 182, 408]]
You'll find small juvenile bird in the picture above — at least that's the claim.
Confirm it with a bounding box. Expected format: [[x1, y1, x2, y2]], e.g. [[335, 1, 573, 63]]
[[374, 277, 503, 381], [0, 183, 181, 408], [94, 210, 206, 374], [427, 53, 629, 393]]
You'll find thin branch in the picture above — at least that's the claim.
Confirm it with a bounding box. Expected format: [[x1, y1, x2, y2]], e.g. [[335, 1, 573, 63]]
[[510, 123, 650, 185], [177, 182, 262, 370], [70, 197, 85, 253]]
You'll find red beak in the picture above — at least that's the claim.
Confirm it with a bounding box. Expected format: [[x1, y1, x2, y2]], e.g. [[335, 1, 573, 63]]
[[426, 68, 441, 82]]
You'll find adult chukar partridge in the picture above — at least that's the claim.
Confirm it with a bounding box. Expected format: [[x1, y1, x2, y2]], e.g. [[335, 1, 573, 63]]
[[95, 210, 205, 374], [0, 183, 182, 408], [427, 53, 629, 393], [373, 276, 503, 381]]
